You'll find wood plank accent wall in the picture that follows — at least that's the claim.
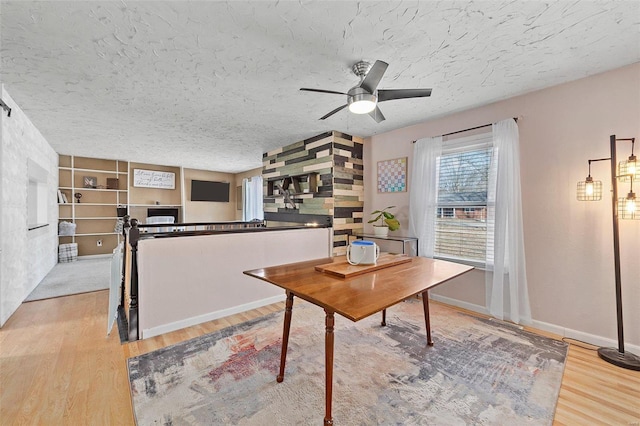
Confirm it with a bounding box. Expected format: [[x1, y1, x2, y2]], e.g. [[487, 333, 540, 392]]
[[332, 133, 364, 255], [262, 131, 364, 255]]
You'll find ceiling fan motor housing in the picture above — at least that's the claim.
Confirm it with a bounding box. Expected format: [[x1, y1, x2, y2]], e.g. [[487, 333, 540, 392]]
[[352, 61, 372, 78]]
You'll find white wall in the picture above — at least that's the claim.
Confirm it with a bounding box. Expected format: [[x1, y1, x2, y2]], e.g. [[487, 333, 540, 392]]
[[137, 227, 332, 338], [0, 86, 58, 326], [365, 63, 640, 348]]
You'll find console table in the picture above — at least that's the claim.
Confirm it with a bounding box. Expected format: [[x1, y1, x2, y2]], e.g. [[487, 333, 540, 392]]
[[354, 233, 419, 256]]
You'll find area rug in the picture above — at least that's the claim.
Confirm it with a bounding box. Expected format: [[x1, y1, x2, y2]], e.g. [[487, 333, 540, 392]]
[[128, 300, 568, 425], [25, 257, 111, 301]]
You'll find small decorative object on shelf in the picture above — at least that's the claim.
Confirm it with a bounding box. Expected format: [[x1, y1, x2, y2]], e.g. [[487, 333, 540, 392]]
[[74, 192, 83, 203], [368, 205, 400, 237], [266, 173, 318, 197], [107, 178, 119, 189], [83, 176, 97, 188]]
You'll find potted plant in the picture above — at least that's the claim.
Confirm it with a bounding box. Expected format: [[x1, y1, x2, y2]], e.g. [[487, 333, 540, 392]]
[[368, 206, 400, 236]]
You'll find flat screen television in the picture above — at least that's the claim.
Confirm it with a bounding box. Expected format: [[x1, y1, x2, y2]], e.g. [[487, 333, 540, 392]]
[[191, 180, 230, 202]]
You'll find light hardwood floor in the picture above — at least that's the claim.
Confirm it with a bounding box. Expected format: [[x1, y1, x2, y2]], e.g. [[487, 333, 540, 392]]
[[1, 290, 638, 424]]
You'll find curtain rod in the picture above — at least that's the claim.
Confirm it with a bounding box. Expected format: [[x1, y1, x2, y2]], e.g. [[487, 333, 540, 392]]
[[412, 117, 519, 143]]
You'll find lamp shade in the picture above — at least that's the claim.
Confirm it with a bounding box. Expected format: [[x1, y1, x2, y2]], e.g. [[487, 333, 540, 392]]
[[618, 192, 639, 220], [618, 155, 638, 182], [577, 176, 602, 201]]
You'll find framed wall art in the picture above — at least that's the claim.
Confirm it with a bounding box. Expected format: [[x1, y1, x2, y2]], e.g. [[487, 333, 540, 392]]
[[133, 169, 175, 189], [377, 157, 407, 193], [83, 176, 97, 188]]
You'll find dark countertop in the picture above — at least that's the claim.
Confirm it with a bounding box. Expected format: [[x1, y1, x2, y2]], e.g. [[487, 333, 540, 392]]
[[138, 224, 331, 240]]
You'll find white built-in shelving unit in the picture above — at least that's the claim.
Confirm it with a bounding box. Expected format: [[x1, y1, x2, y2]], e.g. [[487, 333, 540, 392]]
[[58, 155, 129, 256]]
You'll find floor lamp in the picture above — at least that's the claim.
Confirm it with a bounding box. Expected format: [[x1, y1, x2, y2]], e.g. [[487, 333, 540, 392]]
[[577, 135, 640, 371]]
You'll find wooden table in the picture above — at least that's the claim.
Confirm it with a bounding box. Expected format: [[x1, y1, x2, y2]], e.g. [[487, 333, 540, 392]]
[[244, 256, 473, 425]]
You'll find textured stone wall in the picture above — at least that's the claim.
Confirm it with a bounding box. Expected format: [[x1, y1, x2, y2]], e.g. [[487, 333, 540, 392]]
[[262, 131, 363, 256], [0, 86, 58, 326]]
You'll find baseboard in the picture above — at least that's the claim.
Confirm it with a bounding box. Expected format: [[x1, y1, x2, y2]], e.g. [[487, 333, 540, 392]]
[[530, 318, 640, 354], [76, 254, 112, 260], [428, 293, 490, 316], [430, 294, 640, 355], [142, 291, 640, 354], [141, 294, 287, 339]]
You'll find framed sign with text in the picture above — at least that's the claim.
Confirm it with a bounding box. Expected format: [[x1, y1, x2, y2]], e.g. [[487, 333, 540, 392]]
[[133, 169, 176, 189]]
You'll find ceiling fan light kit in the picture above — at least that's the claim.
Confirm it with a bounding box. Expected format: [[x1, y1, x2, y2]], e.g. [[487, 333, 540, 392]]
[[300, 59, 432, 123], [347, 87, 377, 114]]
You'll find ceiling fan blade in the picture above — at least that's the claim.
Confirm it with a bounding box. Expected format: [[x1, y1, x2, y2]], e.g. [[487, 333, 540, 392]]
[[320, 104, 348, 120], [369, 106, 385, 123], [359, 60, 388, 93], [377, 88, 432, 102], [300, 88, 348, 95]]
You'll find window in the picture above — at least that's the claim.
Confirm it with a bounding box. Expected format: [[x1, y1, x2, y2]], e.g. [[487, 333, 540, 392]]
[[242, 175, 264, 221], [434, 135, 493, 265], [410, 120, 528, 322], [27, 158, 49, 230]]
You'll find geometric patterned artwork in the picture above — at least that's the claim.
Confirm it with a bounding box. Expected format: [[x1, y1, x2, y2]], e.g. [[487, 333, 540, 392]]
[[377, 157, 407, 192]]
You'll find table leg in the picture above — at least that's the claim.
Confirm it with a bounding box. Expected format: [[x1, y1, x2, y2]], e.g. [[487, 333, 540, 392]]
[[277, 291, 294, 383], [324, 309, 335, 425], [421, 290, 434, 346], [381, 308, 386, 326]]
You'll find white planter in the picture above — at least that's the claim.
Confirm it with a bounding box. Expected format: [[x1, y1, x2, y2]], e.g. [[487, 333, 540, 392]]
[[373, 226, 389, 237]]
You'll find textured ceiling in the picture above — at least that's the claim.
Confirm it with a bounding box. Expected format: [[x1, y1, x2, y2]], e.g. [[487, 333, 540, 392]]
[[1, 1, 639, 173]]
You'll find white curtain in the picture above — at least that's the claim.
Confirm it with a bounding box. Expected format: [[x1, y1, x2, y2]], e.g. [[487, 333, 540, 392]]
[[409, 136, 442, 258], [242, 176, 264, 221], [486, 119, 531, 324]]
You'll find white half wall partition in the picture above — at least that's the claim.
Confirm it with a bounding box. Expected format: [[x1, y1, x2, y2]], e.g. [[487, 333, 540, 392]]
[[137, 227, 332, 338]]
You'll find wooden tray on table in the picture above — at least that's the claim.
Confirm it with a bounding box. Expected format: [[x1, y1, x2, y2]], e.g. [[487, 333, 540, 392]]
[[314, 253, 412, 278]]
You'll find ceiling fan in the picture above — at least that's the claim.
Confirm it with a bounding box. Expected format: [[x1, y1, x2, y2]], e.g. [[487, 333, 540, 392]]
[[300, 60, 432, 123]]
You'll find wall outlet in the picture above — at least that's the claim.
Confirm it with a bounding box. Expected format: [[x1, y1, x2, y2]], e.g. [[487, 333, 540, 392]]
[[97, 239, 102, 247]]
